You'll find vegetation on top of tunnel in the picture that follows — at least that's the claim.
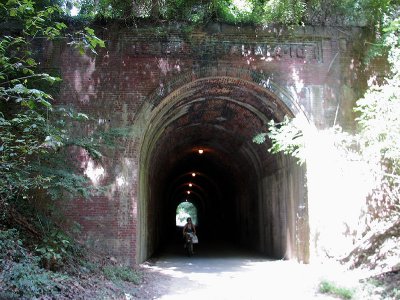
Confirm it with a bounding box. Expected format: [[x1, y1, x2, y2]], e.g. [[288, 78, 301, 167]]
[[50, 0, 395, 28], [254, 8, 400, 273]]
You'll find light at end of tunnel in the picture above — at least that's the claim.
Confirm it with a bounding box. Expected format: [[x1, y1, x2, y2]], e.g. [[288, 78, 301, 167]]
[[198, 149, 204, 154], [192, 172, 196, 177]]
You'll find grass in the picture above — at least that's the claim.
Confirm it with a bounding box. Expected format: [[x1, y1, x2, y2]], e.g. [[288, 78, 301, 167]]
[[103, 265, 141, 284], [319, 280, 355, 299]]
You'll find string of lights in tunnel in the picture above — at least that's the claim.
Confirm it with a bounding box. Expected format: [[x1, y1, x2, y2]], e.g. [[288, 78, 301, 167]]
[[185, 148, 204, 202]]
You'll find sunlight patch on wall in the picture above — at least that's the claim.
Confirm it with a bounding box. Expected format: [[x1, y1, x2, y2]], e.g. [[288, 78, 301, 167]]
[[291, 67, 304, 93], [306, 129, 374, 258], [84, 159, 105, 185], [158, 58, 170, 76], [116, 175, 126, 187], [110, 159, 134, 194], [71, 55, 97, 103]]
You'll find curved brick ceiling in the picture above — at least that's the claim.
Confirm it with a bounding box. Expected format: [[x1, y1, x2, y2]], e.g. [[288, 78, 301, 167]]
[[144, 76, 293, 243], [148, 77, 288, 178]]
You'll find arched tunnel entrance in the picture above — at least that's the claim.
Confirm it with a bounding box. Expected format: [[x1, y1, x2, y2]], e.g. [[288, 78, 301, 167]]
[[137, 75, 309, 264]]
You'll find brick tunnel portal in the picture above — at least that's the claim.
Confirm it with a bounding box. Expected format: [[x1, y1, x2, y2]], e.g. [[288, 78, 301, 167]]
[[137, 76, 309, 263]]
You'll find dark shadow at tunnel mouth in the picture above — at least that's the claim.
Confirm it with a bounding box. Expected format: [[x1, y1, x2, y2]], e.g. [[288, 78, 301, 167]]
[[152, 239, 273, 261]]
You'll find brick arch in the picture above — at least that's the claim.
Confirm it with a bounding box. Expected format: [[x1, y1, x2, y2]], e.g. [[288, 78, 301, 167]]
[[146, 66, 306, 118], [136, 71, 309, 263]]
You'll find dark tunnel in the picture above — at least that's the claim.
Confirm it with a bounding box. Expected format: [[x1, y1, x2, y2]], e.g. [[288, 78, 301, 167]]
[[162, 141, 246, 244], [137, 76, 309, 263]]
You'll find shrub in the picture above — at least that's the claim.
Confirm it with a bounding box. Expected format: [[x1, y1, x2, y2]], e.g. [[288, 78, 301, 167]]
[[35, 230, 73, 271], [103, 266, 141, 284], [2, 261, 60, 298], [0, 229, 26, 262], [319, 280, 355, 299], [0, 229, 62, 298]]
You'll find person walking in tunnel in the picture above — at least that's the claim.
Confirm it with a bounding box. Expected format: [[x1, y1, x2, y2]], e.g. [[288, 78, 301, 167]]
[[183, 217, 197, 255]]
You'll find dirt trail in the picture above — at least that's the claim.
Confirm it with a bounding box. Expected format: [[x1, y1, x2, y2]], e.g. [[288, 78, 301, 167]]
[[135, 242, 353, 300]]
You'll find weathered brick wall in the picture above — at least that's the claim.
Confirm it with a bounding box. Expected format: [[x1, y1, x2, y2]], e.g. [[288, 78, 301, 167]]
[[41, 23, 381, 265]]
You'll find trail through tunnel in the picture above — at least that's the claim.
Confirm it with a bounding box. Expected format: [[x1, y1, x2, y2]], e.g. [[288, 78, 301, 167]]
[[137, 74, 309, 263]]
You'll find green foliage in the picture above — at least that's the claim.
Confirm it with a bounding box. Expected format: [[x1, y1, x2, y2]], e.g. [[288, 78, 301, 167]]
[[252, 132, 267, 144], [0, 0, 105, 220], [355, 82, 400, 173], [63, 0, 399, 27], [353, 14, 400, 222], [260, 13, 400, 191], [0, 105, 101, 209], [0, 227, 141, 298], [1, 0, 66, 38], [67, 26, 106, 55], [213, 0, 259, 24], [262, 0, 306, 25], [160, 0, 207, 24], [0, 229, 26, 262], [319, 280, 355, 299], [305, 0, 374, 26], [2, 261, 60, 298], [79, 0, 262, 24], [254, 116, 309, 165], [255, 12, 400, 196], [80, 259, 100, 273], [254, 10, 400, 270], [0, 229, 63, 298], [35, 229, 72, 270], [103, 265, 141, 284], [79, 0, 152, 20]]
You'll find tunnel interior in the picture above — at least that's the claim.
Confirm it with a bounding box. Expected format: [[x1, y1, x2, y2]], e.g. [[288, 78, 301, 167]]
[[138, 76, 309, 263]]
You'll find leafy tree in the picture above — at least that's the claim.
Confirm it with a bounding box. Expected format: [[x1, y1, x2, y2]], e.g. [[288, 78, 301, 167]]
[[354, 13, 400, 220], [69, 0, 399, 26], [262, 0, 306, 25], [0, 0, 104, 220], [253, 116, 310, 165], [254, 5, 400, 267]]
